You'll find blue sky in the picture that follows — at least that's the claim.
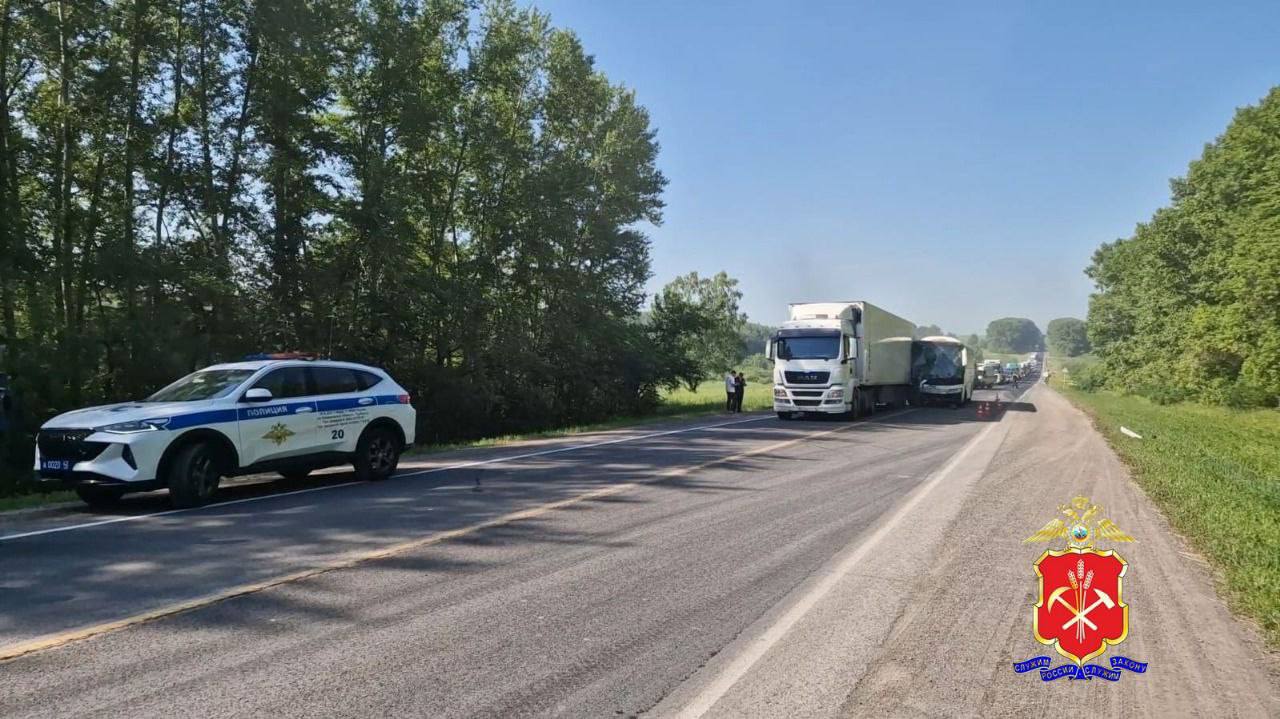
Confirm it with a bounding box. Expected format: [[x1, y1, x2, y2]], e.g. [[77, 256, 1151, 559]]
[[535, 1, 1280, 335]]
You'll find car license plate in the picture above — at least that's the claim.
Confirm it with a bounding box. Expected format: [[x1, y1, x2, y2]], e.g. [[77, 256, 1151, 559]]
[[40, 459, 73, 472]]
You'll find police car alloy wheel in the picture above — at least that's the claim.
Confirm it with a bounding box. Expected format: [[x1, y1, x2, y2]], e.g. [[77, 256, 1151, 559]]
[[355, 426, 400, 481], [168, 442, 222, 508]]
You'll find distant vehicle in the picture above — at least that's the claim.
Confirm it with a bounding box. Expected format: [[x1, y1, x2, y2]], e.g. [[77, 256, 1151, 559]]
[[35, 355, 416, 508], [911, 337, 974, 407], [975, 363, 1000, 389], [767, 302, 914, 419]]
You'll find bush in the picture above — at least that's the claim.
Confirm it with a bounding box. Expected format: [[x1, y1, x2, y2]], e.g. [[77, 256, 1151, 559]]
[[1072, 363, 1108, 392], [1209, 380, 1276, 410], [1136, 382, 1190, 405]]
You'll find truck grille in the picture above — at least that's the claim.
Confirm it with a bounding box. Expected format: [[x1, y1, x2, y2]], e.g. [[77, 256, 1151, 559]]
[[793, 399, 823, 407], [37, 430, 109, 462], [784, 371, 830, 385]]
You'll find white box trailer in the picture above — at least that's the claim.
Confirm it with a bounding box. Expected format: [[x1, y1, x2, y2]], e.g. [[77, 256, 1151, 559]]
[[767, 301, 914, 419]]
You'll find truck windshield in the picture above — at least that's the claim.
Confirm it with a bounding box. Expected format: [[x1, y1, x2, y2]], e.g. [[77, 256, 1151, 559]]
[[914, 344, 964, 380], [776, 336, 841, 360], [144, 369, 255, 402]]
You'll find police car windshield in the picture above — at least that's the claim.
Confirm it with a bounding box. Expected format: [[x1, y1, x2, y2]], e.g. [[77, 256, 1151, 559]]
[[144, 369, 255, 402]]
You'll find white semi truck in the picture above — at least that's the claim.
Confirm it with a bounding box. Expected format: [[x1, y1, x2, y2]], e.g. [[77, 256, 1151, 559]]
[[766, 302, 914, 419]]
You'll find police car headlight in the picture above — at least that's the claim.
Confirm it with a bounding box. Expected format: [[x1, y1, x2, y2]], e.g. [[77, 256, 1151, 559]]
[[98, 418, 169, 434]]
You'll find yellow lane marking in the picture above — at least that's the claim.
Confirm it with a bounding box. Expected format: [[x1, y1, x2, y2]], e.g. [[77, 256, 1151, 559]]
[[0, 417, 878, 663]]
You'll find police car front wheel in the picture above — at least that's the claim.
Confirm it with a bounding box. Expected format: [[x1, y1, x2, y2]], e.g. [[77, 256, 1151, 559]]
[[167, 442, 222, 508]]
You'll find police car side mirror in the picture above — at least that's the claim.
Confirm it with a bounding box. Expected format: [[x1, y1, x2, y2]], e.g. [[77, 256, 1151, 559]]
[[244, 388, 273, 403]]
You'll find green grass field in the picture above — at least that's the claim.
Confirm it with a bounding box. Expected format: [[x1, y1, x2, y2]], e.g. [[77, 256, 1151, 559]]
[[0, 489, 76, 512], [659, 380, 773, 414], [981, 351, 1033, 365], [1051, 366, 1280, 646]]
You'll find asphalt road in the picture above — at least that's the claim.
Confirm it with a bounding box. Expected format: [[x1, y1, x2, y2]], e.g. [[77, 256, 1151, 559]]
[[0, 381, 1275, 718]]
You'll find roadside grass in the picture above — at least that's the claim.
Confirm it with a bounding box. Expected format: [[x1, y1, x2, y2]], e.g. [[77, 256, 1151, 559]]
[[661, 381, 773, 413], [1054, 383, 1280, 646], [0, 489, 76, 512]]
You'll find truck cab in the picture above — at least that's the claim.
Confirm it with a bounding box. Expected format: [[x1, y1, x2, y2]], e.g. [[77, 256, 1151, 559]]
[[766, 302, 913, 420]]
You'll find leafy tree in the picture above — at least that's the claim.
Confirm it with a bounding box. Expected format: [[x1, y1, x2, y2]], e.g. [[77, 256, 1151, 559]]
[[740, 321, 774, 357], [1046, 317, 1090, 357], [985, 318, 1043, 353], [962, 334, 984, 363], [914, 324, 944, 339], [648, 272, 746, 391], [1087, 86, 1280, 406], [0, 0, 700, 489]]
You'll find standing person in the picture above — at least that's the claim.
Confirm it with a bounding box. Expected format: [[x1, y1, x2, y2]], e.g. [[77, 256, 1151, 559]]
[[724, 371, 736, 412], [733, 371, 746, 413]]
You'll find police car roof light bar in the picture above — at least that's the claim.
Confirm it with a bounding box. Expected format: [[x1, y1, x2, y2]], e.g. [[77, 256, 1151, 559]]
[[242, 352, 318, 361]]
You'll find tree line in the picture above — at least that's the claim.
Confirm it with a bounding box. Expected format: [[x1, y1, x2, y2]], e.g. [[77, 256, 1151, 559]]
[[0, 0, 745, 485], [1086, 86, 1280, 407]]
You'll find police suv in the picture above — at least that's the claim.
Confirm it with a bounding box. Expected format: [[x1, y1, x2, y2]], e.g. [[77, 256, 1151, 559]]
[[36, 355, 416, 508]]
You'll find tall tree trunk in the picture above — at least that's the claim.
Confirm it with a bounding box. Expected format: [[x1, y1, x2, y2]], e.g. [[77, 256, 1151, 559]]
[[121, 0, 149, 394], [53, 0, 74, 335], [154, 0, 182, 250], [0, 0, 17, 348]]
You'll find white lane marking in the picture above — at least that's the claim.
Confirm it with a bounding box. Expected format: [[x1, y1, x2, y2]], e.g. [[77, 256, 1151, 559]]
[[0, 415, 772, 543], [0, 482, 365, 542], [672, 391, 1029, 718]]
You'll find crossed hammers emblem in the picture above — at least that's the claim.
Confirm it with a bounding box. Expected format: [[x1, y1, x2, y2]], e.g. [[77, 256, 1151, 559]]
[[1048, 584, 1115, 633]]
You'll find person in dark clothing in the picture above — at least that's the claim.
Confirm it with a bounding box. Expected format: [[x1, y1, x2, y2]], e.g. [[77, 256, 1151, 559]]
[[733, 371, 746, 412]]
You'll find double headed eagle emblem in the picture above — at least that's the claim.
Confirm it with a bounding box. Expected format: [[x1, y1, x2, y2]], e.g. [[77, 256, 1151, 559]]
[[263, 422, 296, 446], [1025, 496, 1134, 549]]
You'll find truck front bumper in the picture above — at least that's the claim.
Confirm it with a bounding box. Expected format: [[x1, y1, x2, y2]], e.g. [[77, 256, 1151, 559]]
[[773, 385, 847, 414]]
